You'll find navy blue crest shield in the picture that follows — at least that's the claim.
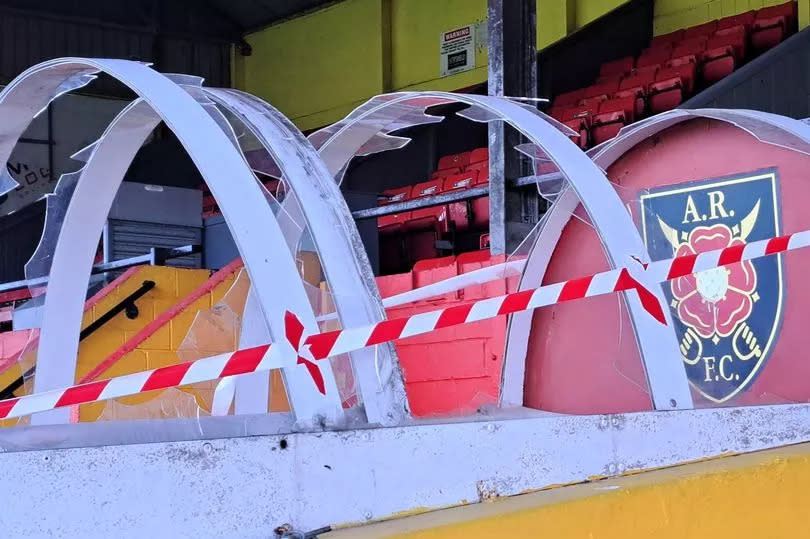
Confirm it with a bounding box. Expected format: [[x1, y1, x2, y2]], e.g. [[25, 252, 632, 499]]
[[639, 169, 784, 403]]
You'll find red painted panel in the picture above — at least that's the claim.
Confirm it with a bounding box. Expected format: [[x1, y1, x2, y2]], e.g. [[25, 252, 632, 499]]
[[377, 252, 507, 417], [524, 119, 810, 413]]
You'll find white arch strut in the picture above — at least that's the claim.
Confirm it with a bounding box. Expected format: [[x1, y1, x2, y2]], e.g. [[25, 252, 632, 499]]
[[311, 92, 692, 412], [0, 59, 343, 426]]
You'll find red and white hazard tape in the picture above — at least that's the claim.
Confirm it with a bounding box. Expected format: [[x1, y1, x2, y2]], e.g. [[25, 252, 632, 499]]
[[1, 229, 808, 420]]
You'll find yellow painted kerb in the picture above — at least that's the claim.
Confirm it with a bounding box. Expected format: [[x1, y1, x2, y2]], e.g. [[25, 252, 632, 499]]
[[325, 442, 810, 538]]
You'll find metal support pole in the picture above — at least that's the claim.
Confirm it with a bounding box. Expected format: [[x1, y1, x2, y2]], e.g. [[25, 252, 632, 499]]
[[487, 0, 538, 254]]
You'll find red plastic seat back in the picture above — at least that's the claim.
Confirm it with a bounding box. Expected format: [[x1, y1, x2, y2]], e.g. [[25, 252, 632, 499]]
[[683, 20, 717, 39], [582, 79, 621, 99], [757, 1, 797, 21], [409, 179, 447, 232], [378, 186, 411, 230], [650, 29, 683, 49], [637, 45, 672, 68], [442, 171, 478, 231], [717, 10, 755, 31], [562, 104, 598, 122], [466, 161, 489, 184], [707, 26, 746, 59], [658, 62, 696, 94], [619, 70, 656, 92], [552, 88, 584, 108], [597, 96, 635, 123], [431, 167, 461, 180], [600, 56, 634, 78], [469, 147, 488, 164], [672, 36, 708, 60], [437, 152, 471, 171]]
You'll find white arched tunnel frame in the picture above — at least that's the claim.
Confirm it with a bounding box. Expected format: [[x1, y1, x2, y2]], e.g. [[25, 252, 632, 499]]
[[0, 58, 352, 427], [8, 62, 798, 430]]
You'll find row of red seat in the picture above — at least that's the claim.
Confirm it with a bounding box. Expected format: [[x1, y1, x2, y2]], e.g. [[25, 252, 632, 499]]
[[651, 2, 797, 53], [548, 2, 797, 149], [378, 148, 491, 271]]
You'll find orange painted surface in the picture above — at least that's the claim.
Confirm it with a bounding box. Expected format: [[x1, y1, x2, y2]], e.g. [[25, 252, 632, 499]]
[[377, 250, 512, 417]]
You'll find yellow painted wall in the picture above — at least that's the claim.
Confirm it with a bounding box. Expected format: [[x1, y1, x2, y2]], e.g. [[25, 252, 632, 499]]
[[654, 0, 800, 35], [235, 0, 629, 130], [389, 0, 487, 92], [233, 0, 389, 131], [325, 442, 810, 538]]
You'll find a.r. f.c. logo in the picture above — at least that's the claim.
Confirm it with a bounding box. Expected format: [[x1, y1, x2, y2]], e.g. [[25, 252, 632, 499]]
[[640, 170, 784, 403]]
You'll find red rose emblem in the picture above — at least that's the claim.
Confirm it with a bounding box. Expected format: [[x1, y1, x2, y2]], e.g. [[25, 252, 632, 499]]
[[672, 224, 757, 339]]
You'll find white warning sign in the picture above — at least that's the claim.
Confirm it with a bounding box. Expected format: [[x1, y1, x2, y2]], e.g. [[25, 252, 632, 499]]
[[440, 25, 475, 77]]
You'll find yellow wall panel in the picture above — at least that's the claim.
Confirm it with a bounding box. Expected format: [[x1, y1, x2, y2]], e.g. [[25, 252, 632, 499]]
[[174, 267, 213, 298], [139, 323, 171, 351], [390, 0, 487, 91], [236, 0, 635, 129], [233, 0, 387, 131], [575, 0, 628, 27], [169, 296, 212, 349]]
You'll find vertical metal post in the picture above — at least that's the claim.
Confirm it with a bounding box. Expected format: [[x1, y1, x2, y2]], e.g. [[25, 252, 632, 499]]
[[487, 0, 537, 254]]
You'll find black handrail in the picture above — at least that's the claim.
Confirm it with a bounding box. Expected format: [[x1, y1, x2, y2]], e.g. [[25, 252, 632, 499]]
[[0, 280, 156, 400]]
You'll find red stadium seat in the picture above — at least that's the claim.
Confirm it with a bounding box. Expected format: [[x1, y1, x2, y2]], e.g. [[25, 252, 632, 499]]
[[650, 29, 683, 49], [443, 172, 479, 231], [552, 88, 585, 108], [466, 160, 489, 182], [591, 97, 635, 144], [562, 118, 590, 149], [615, 69, 657, 116], [703, 27, 746, 83], [469, 147, 488, 164], [582, 79, 621, 100], [407, 179, 448, 233], [718, 10, 755, 30], [717, 11, 755, 32], [659, 61, 696, 94], [633, 64, 661, 77], [579, 94, 609, 109], [648, 65, 691, 113], [716, 25, 747, 57], [378, 187, 412, 232], [562, 104, 598, 124], [637, 45, 673, 68], [671, 36, 708, 63], [751, 2, 797, 52], [471, 165, 489, 228], [683, 20, 717, 39], [437, 151, 471, 171], [600, 56, 634, 78], [431, 167, 462, 180]]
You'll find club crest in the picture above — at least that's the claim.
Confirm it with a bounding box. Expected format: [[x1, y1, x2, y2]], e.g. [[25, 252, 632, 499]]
[[640, 170, 784, 403]]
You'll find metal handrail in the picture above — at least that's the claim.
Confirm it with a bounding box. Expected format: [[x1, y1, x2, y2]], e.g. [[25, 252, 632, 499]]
[[350, 173, 562, 220], [0, 279, 157, 400]]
